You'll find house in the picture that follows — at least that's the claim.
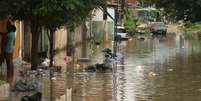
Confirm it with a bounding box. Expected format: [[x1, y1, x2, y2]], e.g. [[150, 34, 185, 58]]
[[0, 16, 90, 69], [126, 0, 139, 8]]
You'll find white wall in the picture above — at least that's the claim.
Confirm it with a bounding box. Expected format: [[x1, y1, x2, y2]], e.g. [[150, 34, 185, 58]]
[[92, 8, 115, 22]]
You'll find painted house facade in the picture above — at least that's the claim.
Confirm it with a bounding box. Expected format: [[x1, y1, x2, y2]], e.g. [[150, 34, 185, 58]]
[[0, 18, 69, 67], [0, 16, 89, 68]]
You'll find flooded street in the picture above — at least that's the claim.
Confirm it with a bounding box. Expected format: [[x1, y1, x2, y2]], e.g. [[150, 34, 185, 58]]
[[2, 0, 201, 101], [115, 33, 201, 101], [66, 33, 201, 101], [3, 33, 201, 101]]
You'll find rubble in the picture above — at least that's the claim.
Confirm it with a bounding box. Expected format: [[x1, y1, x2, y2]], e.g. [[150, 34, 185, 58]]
[[21, 92, 42, 101], [14, 76, 40, 92]]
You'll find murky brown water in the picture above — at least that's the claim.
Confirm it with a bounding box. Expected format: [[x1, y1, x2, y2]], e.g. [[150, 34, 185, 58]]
[[65, 33, 201, 101], [115, 34, 201, 101], [2, 33, 201, 101]]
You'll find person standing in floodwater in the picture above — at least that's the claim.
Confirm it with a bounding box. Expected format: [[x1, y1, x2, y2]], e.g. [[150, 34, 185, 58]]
[[4, 24, 16, 84]]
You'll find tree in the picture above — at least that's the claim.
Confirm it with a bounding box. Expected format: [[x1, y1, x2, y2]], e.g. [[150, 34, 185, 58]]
[[123, 9, 140, 34], [1, 0, 107, 69], [140, 0, 201, 22]]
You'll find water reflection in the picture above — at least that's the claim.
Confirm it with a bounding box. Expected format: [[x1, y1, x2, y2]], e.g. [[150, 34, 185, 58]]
[[67, 73, 112, 101], [116, 34, 201, 101]]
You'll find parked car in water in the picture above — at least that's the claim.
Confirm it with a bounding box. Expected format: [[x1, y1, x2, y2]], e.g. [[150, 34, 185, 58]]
[[116, 26, 129, 40], [150, 22, 167, 35]]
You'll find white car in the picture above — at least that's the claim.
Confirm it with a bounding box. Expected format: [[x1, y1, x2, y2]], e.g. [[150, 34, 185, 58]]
[[116, 26, 128, 39]]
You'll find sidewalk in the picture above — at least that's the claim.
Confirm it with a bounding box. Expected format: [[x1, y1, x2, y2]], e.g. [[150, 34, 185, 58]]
[[0, 50, 70, 101]]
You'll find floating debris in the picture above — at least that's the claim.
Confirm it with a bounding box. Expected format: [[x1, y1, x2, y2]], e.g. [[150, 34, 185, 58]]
[[181, 46, 185, 49], [148, 72, 157, 78], [85, 63, 112, 72], [51, 77, 57, 80], [77, 58, 91, 62], [22, 69, 49, 78], [129, 38, 133, 41], [137, 36, 145, 41], [168, 69, 174, 72], [75, 64, 81, 70], [198, 89, 201, 92], [117, 64, 135, 67]]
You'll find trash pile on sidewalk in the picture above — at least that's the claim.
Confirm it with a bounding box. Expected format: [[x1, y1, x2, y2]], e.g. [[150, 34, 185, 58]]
[[85, 48, 123, 72], [14, 76, 40, 92], [14, 65, 62, 92]]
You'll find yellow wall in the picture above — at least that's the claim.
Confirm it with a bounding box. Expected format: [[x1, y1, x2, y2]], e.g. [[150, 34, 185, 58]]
[[55, 27, 67, 50], [13, 21, 21, 59]]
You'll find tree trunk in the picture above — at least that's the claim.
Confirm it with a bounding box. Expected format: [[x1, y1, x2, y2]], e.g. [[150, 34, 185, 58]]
[[49, 29, 55, 67], [23, 20, 32, 62], [31, 19, 40, 70], [103, 20, 109, 48], [67, 31, 73, 56], [81, 22, 87, 58]]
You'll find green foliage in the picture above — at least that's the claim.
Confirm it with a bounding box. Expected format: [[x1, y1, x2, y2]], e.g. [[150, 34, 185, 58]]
[[183, 22, 201, 39], [1, 0, 107, 30], [0, 0, 107, 68], [124, 8, 154, 35], [184, 22, 201, 30], [123, 9, 141, 33], [141, 0, 201, 22]]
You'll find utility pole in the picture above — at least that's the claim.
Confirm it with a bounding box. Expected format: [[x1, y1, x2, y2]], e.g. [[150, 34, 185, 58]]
[[116, 0, 125, 25], [121, 0, 125, 25], [103, 7, 109, 48]]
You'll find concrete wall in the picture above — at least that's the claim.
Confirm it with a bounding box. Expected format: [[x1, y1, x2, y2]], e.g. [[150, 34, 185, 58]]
[[92, 8, 115, 22], [55, 27, 67, 50]]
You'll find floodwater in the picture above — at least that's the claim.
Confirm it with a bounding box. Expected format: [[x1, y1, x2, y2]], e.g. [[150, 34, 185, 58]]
[[2, 33, 201, 101], [66, 33, 201, 101], [114, 34, 201, 101]]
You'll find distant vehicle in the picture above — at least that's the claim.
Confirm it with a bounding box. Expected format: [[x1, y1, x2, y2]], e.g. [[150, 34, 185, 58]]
[[150, 22, 167, 35], [136, 23, 149, 34], [116, 26, 128, 40]]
